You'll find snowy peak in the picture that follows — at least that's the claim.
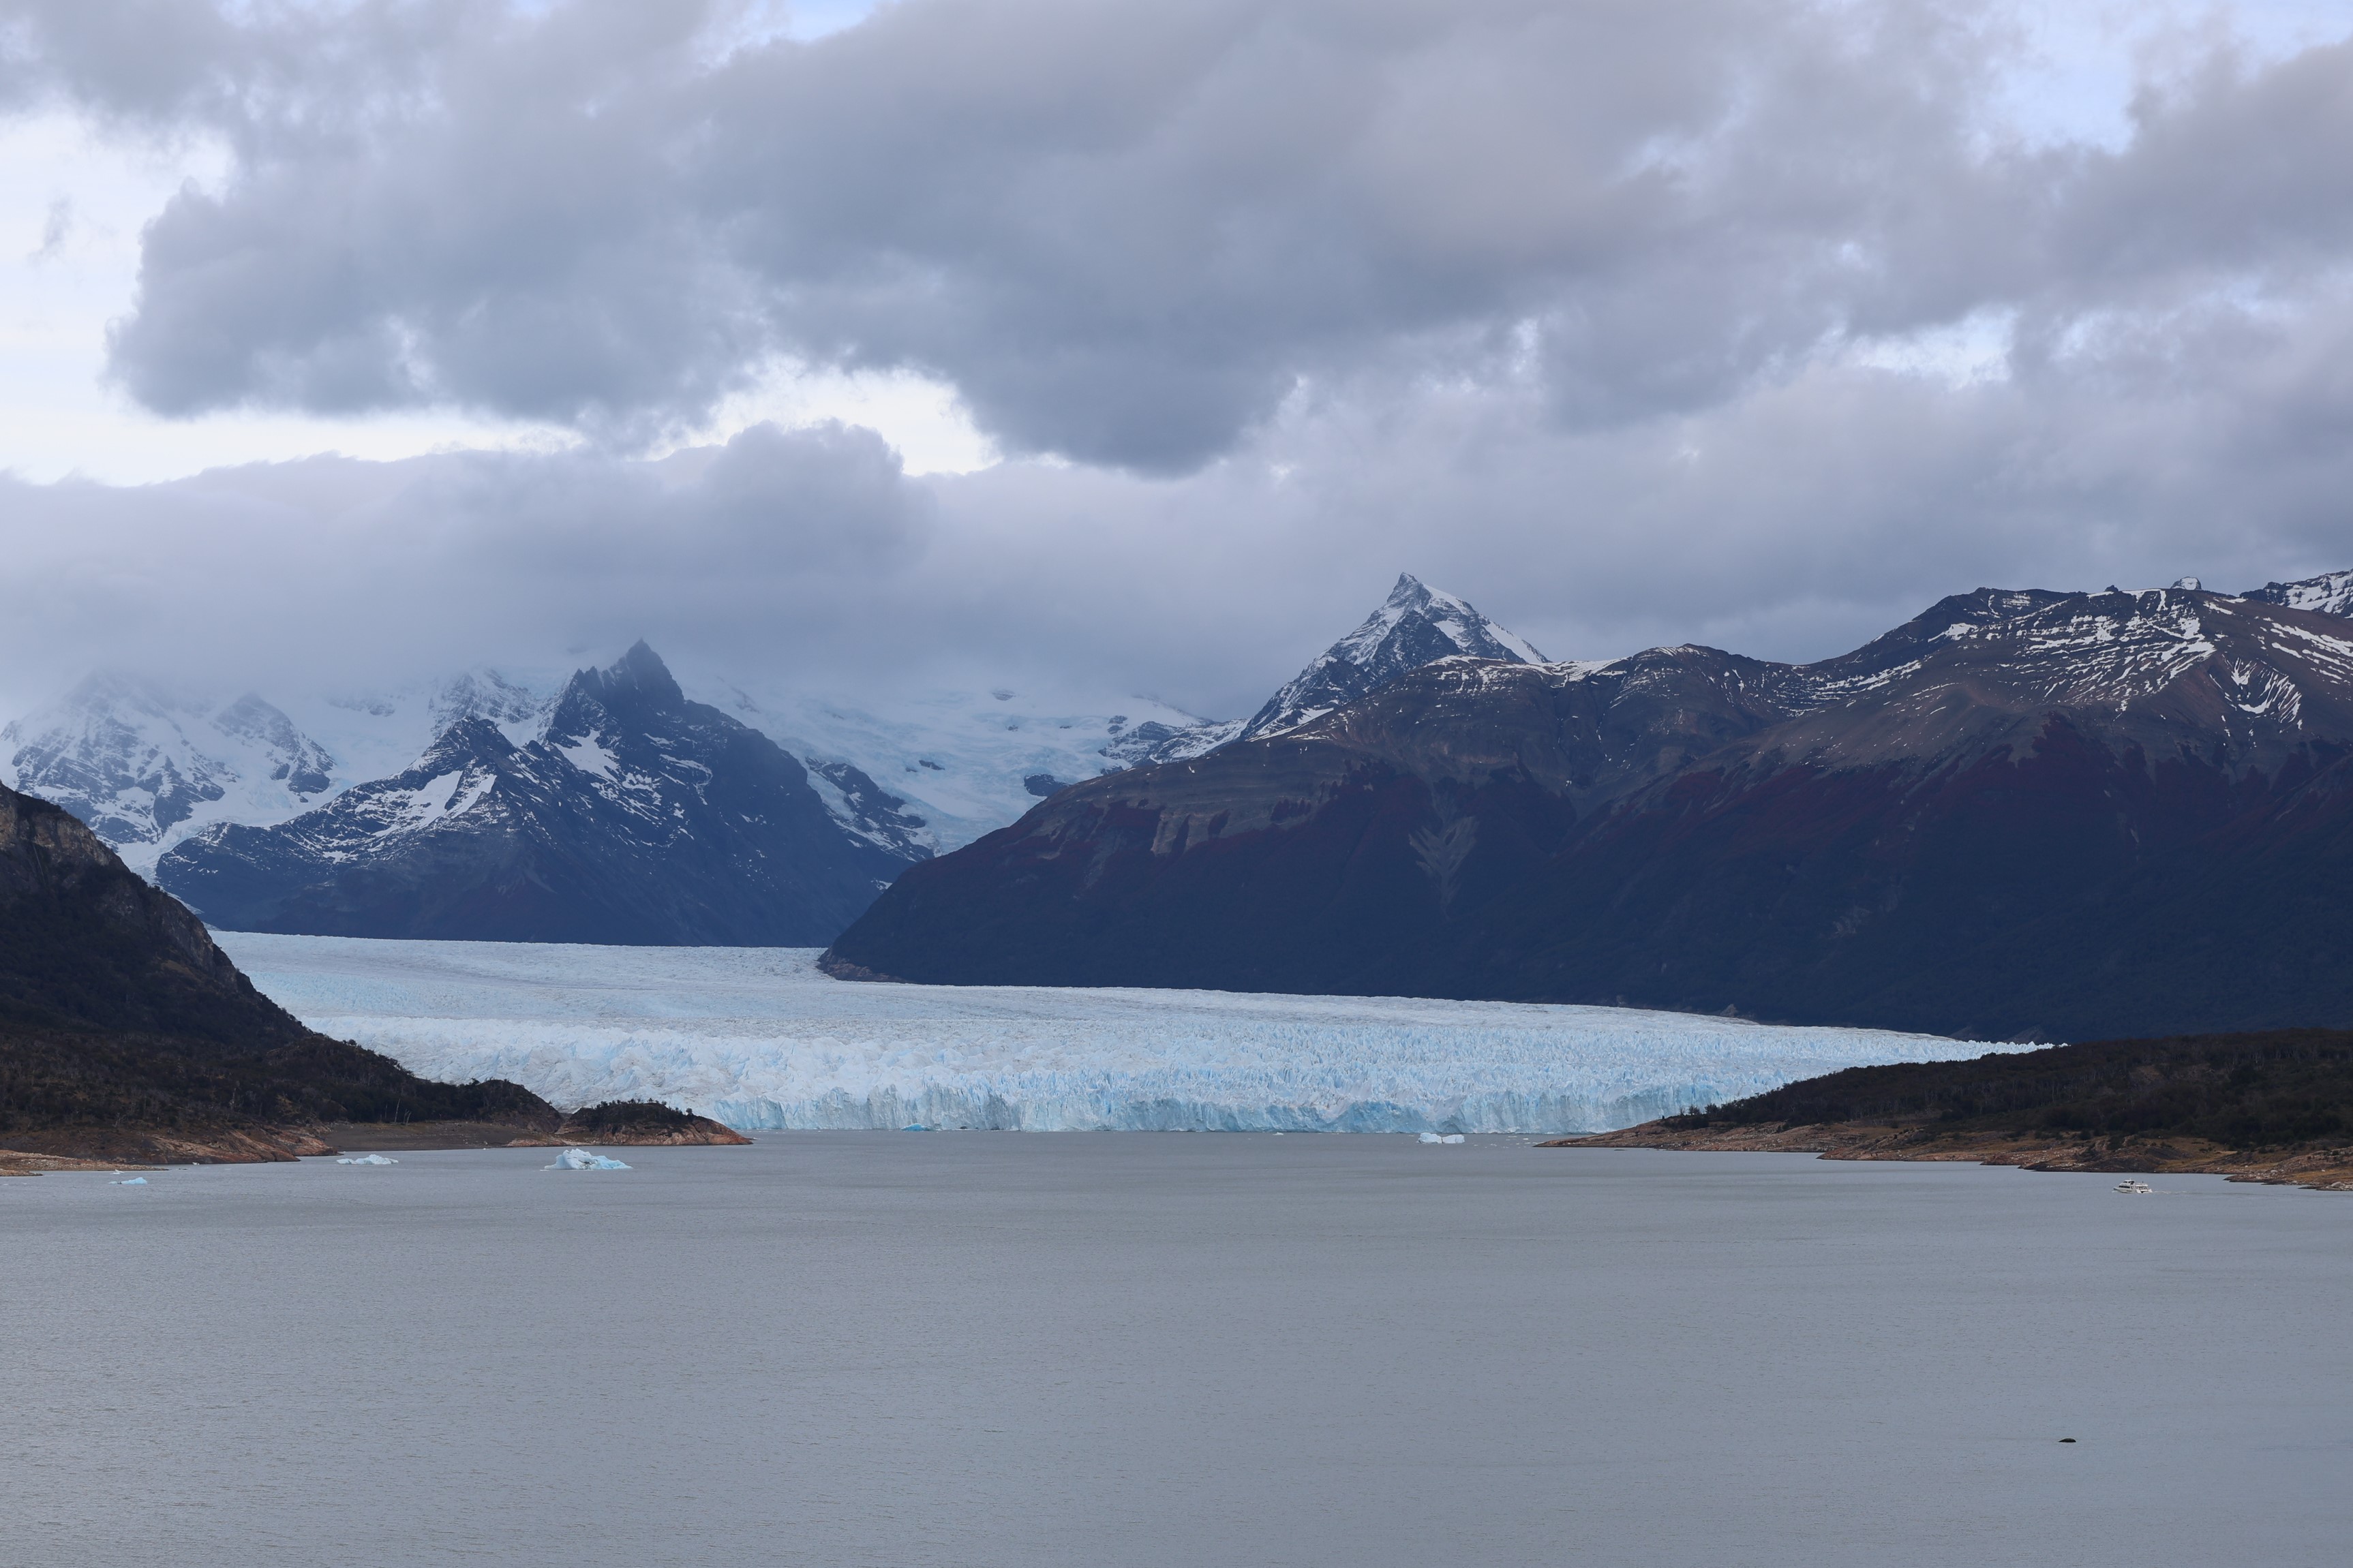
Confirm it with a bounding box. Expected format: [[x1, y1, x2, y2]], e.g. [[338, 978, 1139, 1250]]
[[1, 672, 342, 872], [1335, 573, 1547, 667], [156, 642, 919, 944], [414, 716, 519, 777], [1239, 573, 1547, 741], [2246, 568, 2353, 619], [545, 642, 688, 745], [428, 671, 549, 744], [211, 694, 334, 795], [590, 641, 686, 707]]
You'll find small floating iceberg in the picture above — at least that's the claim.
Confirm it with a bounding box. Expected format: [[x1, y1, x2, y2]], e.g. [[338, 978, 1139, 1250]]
[[1418, 1131, 1466, 1145], [335, 1154, 398, 1165], [112, 1176, 147, 1185], [545, 1148, 631, 1171]]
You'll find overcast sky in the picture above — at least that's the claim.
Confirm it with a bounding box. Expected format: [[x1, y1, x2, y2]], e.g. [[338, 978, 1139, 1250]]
[[5, 0, 2353, 722]]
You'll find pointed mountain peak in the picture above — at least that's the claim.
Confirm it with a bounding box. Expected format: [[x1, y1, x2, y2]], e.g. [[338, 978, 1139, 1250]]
[[558, 641, 684, 713], [607, 640, 680, 695], [413, 715, 517, 774], [429, 668, 552, 741], [1239, 575, 1547, 741]]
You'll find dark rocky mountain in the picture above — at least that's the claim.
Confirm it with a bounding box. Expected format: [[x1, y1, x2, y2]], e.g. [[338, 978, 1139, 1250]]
[[827, 579, 2353, 1041], [157, 643, 917, 944], [0, 780, 553, 1163]]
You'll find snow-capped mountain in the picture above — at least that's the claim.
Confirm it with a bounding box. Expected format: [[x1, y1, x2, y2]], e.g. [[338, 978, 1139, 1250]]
[[1237, 573, 1547, 741], [1100, 713, 1245, 770], [697, 683, 1236, 849], [0, 668, 560, 876], [2246, 568, 2353, 619], [828, 578, 2353, 1043], [696, 576, 1541, 829], [2, 674, 337, 874], [157, 643, 913, 944], [3, 572, 1549, 871]]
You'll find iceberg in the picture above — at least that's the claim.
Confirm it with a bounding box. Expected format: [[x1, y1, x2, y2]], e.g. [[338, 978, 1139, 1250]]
[[219, 936, 2040, 1138], [335, 1154, 399, 1165], [545, 1148, 631, 1170], [112, 1176, 147, 1185], [1418, 1132, 1466, 1145]]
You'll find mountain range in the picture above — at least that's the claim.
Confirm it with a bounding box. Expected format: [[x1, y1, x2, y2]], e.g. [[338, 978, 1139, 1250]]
[[826, 571, 2353, 1041], [154, 643, 914, 944], [4, 573, 1535, 942]]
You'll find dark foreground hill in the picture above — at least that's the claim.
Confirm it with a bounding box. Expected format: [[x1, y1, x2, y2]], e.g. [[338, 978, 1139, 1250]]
[[828, 579, 2353, 1041], [0, 780, 556, 1164], [1564, 1029, 2353, 1190]]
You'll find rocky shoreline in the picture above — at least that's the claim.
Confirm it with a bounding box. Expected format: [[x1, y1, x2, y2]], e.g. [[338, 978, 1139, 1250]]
[[329, 1103, 751, 1152], [1549, 1122, 2353, 1192]]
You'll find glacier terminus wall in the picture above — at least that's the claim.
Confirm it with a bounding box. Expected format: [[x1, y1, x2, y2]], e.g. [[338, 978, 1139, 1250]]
[[222, 936, 2022, 1135]]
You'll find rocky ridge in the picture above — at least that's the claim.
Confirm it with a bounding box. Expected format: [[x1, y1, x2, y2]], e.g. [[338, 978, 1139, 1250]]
[[157, 643, 913, 944], [826, 573, 2353, 1041]]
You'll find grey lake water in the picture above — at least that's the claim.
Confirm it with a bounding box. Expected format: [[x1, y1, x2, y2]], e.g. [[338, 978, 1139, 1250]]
[[3, 1137, 2348, 1567]]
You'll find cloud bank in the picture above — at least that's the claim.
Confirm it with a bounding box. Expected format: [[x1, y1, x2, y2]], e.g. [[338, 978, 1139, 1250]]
[[3, 0, 2353, 718]]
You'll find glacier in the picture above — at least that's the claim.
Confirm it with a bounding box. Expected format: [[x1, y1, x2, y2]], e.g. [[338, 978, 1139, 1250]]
[[220, 935, 2032, 1136]]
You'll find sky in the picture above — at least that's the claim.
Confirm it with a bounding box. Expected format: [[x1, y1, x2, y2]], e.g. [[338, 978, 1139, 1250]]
[[5, 0, 2353, 723]]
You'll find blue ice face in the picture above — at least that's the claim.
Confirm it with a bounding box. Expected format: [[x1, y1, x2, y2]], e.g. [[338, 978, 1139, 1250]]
[[220, 934, 2010, 1138]]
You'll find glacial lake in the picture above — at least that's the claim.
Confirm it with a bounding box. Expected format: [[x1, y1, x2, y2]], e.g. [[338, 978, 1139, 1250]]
[[5, 1137, 2347, 1567]]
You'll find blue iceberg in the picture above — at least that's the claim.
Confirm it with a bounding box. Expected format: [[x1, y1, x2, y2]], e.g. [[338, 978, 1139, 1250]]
[[545, 1148, 631, 1170]]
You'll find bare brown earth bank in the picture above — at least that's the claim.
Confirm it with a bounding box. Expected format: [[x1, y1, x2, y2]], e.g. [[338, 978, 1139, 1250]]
[[0, 1148, 164, 1175], [0, 1124, 337, 1166], [1549, 1122, 2353, 1191], [327, 1102, 750, 1151]]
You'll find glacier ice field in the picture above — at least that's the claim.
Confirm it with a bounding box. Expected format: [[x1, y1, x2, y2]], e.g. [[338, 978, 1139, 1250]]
[[219, 935, 2028, 1135]]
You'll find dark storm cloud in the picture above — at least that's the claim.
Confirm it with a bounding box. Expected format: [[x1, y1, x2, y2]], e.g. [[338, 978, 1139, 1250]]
[[0, 0, 2249, 466], [0, 421, 935, 710], [5, 0, 2353, 724]]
